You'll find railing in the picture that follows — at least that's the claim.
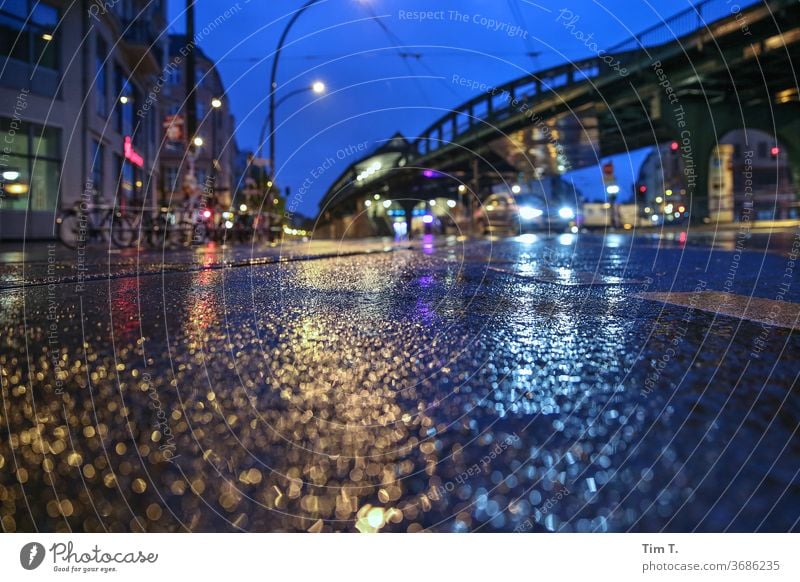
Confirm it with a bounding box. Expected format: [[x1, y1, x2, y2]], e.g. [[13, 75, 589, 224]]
[[413, 57, 605, 156], [410, 0, 767, 159], [607, 0, 762, 52]]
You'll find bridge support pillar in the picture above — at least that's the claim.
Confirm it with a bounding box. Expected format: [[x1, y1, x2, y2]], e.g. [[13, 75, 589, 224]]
[[777, 110, 800, 196], [399, 200, 417, 240], [667, 97, 723, 224]]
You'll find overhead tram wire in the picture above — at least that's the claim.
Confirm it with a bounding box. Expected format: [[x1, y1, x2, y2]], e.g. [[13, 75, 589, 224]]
[[507, 0, 542, 68], [220, 51, 542, 63], [363, 10, 433, 106], [363, 7, 463, 103]]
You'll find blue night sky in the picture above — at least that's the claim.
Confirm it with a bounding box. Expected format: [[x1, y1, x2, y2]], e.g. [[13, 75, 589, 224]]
[[166, 0, 692, 216]]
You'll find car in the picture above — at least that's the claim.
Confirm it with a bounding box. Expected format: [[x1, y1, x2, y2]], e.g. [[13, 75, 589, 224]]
[[474, 192, 543, 234], [474, 192, 579, 234]]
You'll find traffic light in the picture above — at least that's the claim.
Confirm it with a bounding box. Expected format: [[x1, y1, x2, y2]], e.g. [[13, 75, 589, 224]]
[[771, 146, 780, 158], [670, 141, 679, 153]]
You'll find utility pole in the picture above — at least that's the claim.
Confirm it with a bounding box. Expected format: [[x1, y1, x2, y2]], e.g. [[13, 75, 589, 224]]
[[471, 158, 480, 235], [181, 0, 199, 203], [185, 0, 196, 147]]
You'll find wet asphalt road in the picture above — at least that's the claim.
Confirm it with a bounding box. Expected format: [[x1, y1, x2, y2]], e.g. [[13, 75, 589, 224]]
[[1, 231, 799, 532]]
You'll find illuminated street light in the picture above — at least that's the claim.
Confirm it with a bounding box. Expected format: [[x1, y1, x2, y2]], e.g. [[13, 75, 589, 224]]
[[558, 207, 576, 220], [193, 136, 204, 147], [211, 98, 223, 108], [511, 184, 522, 194], [312, 81, 326, 94]]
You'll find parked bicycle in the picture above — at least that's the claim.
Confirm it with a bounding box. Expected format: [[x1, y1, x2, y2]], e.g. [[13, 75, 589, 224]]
[[112, 200, 208, 249], [56, 201, 135, 249]]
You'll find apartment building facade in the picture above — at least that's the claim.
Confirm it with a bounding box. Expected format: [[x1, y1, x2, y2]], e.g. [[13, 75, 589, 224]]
[[0, 0, 167, 239]]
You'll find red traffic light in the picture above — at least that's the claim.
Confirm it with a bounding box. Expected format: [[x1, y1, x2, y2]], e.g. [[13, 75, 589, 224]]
[[670, 141, 679, 152], [771, 146, 780, 157], [639, 185, 647, 193]]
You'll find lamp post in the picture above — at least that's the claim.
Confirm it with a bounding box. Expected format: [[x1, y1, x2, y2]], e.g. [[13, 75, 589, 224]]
[[210, 97, 222, 184], [256, 82, 325, 164], [267, 0, 323, 178], [255, 81, 324, 241], [259, 0, 327, 241]]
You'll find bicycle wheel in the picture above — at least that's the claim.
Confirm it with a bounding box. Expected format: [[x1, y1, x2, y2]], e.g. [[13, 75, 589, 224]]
[[57, 212, 81, 249], [110, 213, 136, 248]]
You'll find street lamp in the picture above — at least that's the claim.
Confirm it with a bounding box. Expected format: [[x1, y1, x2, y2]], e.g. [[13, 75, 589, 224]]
[[256, 81, 326, 169], [267, 0, 324, 177], [210, 98, 222, 188], [193, 136, 204, 147], [254, 80, 325, 240]]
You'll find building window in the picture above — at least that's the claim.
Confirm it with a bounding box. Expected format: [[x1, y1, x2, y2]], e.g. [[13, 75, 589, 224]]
[[166, 66, 181, 86], [96, 36, 108, 117], [91, 139, 104, 199], [0, 117, 60, 212], [114, 64, 125, 133], [113, 64, 136, 137], [117, 154, 134, 201], [113, 0, 135, 21], [0, 1, 59, 94], [0, 2, 59, 69], [163, 167, 179, 194]]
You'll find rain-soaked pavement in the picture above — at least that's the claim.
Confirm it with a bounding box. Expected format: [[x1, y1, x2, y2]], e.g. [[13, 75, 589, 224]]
[[1, 230, 799, 533]]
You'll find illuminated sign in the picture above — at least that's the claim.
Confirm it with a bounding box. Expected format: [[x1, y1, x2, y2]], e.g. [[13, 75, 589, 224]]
[[123, 136, 144, 167], [163, 114, 184, 143]]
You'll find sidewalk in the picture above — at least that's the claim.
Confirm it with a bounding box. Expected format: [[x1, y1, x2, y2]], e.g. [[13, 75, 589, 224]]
[[0, 238, 433, 290]]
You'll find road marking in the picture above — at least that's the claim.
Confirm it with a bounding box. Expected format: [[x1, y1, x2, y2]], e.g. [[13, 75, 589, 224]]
[[637, 291, 800, 331], [488, 266, 641, 286]]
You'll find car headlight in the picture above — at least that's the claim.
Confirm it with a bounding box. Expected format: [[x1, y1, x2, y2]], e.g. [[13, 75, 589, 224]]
[[518, 206, 543, 221], [558, 207, 575, 220]]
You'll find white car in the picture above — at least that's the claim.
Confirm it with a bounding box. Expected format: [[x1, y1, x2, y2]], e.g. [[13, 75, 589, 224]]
[[474, 192, 578, 233]]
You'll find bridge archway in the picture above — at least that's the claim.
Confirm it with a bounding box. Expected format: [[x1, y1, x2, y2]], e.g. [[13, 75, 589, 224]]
[[716, 129, 797, 220], [664, 98, 800, 223]]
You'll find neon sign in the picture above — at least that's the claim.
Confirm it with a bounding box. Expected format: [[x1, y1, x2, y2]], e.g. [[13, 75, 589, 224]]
[[124, 136, 144, 167]]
